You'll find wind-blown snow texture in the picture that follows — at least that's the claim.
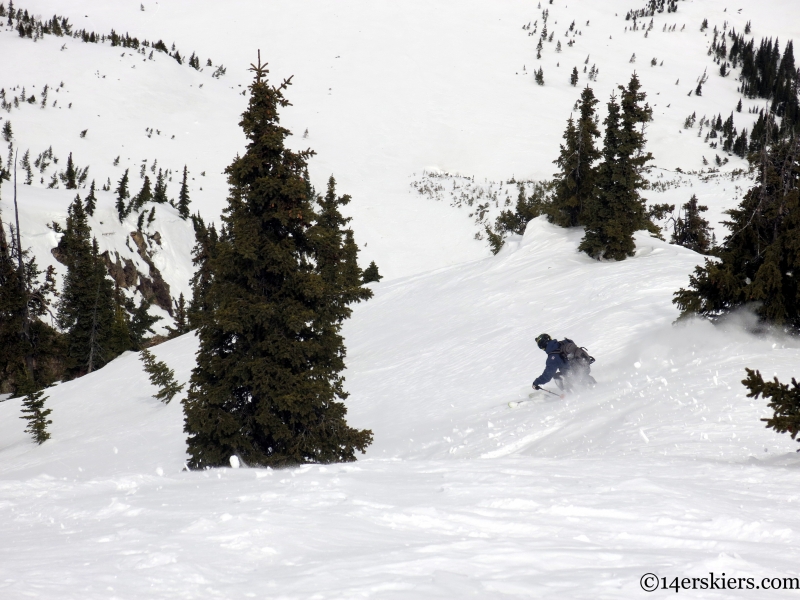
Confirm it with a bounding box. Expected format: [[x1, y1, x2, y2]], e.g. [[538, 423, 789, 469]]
[[2, 1, 800, 598]]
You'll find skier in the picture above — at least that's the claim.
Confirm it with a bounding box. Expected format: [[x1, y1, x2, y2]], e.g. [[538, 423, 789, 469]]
[[532, 333, 596, 393]]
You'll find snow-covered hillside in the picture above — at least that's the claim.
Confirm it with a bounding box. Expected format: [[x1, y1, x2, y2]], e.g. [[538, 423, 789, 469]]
[[6, 0, 800, 284], [2, 0, 800, 597], [2, 220, 800, 598]]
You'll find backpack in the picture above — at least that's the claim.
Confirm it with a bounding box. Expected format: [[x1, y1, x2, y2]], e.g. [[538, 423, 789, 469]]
[[552, 338, 595, 370]]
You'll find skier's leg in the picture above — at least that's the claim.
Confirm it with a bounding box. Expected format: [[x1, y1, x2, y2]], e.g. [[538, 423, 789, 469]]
[[553, 372, 565, 391]]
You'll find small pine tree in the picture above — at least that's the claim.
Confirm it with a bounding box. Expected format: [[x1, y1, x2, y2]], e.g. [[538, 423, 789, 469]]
[[140, 348, 184, 404], [19, 388, 52, 444], [166, 292, 190, 338], [736, 98, 743, 112], [84, 180, 97, 215], [20, 149, 33, 185], [570, 66, 579, 86], [115, 169, 130, 222], [153, 168, 168, 203], [177, 165, 190, 219], [535, 67, 545, 85], [130, 175, 152, 213], [1, 120, 11, 142], [671, 195, 713, 254], [362, 261, 382, 283], [63, 152, 77, 189], [743, 369, 800, 445]]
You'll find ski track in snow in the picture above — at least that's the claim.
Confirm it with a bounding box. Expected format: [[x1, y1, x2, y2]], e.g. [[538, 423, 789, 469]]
[[1, 0, 800, 597]]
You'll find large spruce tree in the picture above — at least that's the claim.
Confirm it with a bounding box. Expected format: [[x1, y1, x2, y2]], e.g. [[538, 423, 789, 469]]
[[579, 73, 654, 260], [549, 86, 601, 227], [183, 60, 373, 469], [674, 134, 800, 330]]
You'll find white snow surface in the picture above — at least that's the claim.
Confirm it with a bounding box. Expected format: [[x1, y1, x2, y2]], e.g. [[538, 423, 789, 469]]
[[3, 219, 800, 598], [2, 0, 800, 597]]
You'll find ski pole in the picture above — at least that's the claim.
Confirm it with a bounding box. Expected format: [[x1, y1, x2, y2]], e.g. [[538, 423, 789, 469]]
[[535, 386, 565, 399]]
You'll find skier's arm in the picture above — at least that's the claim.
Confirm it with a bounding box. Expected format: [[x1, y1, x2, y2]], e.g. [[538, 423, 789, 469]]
[[533, 354, 561, 387]]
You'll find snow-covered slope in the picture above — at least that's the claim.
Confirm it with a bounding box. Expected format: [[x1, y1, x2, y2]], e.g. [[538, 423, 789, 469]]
[[2, 219, 800, 598], [2, 1, 800, 597], [6, 0, 800, 284]]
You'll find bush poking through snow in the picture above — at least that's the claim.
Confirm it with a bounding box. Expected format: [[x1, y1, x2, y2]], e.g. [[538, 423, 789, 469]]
[[139, 349, 184, 404]]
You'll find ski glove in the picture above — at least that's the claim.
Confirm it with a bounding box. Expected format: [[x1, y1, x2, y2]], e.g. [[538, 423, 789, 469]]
[[532, 384, 541, 390]]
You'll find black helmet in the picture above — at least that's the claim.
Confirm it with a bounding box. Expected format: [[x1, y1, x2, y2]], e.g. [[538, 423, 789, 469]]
[[536, 333, 552, 350]]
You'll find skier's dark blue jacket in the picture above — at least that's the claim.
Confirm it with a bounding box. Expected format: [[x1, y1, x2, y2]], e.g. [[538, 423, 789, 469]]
[[532, 339, 568, 387]]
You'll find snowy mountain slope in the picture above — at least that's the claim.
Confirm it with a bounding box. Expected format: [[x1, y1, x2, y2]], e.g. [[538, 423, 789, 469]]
[[344, 217, 800, 462], [6, 0, 800, 284], [2, 1, 800, 597], [2, 220, 800, 598]]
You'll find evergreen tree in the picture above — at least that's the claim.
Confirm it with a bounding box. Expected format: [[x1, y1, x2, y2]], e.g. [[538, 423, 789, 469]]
[[549, 86, 601, 227], [153, 168, 168, 203], [671, 195, 713, 254], [56, 198, 118, 376], [130, 175, 152, 213], [84, 180, 97, 215], [140, 348, 184, 403], [570, 66, 579, 86], [19, 388, 52, 444], [126, 297, 160, 349], [107, 285, 133, 358], [674, 134, 800, 329], [166, 292, 190, 338], [115, 169, 130, 222], [0, 209, 61, 394], [535, 67, 545, 85], [579, 74, 654, 260], [62, 152, 77, 189], [743, 369, 800, 446], [362, 261, 382, 283], [20, 149, 32, 185], [187, 215, 217, 328], [183, 60, 373, 469], [311, 175, 373, 397], [1, 120, 11, 143], [177, 165, 190, 219]]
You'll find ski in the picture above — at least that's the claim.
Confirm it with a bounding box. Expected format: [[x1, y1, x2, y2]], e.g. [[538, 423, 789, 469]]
[[509, 390, 565, 408]]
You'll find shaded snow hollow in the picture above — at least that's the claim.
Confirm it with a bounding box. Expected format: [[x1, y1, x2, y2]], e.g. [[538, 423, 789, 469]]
[[1, 220, 799, 598]]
